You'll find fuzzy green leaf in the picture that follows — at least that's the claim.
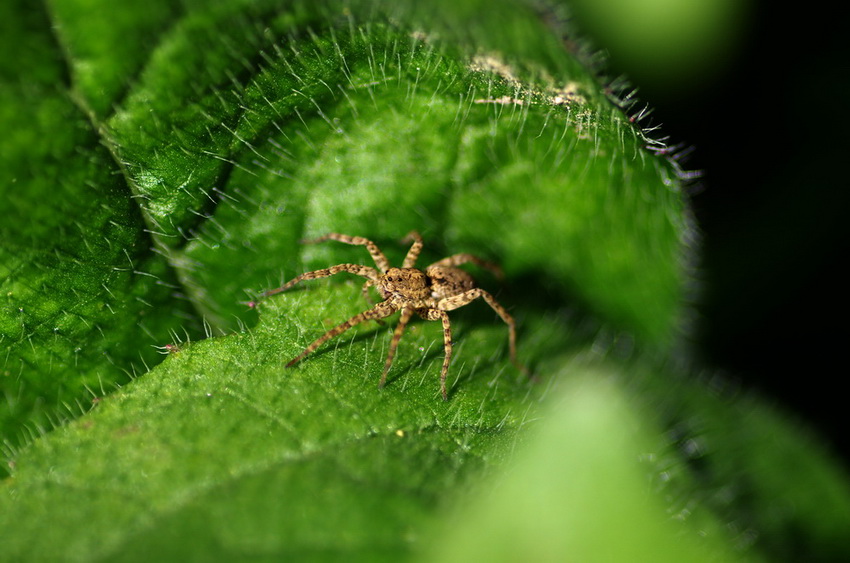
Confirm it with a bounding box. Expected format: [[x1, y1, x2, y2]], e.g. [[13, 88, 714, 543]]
[[0, 284, 543, 561], [101, 0, 687, 344], [0, 0, 195, 463], [2, 1, 849, 562]]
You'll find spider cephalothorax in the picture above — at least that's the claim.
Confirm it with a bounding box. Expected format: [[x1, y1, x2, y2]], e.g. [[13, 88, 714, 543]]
[[253, 232, 521, 399]]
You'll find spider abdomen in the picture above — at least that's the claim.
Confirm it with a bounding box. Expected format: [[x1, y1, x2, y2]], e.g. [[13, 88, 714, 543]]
[[426, 266, 476, 299]]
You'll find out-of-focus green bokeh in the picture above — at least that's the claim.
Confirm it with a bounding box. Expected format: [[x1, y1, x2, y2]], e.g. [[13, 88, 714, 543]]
[[569, 0, 751, 93]]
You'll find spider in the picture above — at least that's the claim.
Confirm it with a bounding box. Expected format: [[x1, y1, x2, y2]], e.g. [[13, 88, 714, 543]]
[[252, 231, 521, 399]]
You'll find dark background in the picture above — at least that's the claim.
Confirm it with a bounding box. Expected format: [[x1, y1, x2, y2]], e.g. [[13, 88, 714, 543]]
[[574, 2, 848, 462]]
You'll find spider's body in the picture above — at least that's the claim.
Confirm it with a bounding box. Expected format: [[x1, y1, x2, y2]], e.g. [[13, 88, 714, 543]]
[[380, 266, 474, 304], [254, 232, 520, 399]]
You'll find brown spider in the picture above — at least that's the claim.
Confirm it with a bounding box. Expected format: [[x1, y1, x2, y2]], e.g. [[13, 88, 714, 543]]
[[253, 232, 521, 399]]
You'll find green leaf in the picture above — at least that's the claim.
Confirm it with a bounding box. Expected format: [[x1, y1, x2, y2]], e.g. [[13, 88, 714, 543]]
[[2, 0, 849, 562], [0, 284, 544, 561], [429, 373, 750, 563], [429, 362, 850, 563], [0, 0, 195, 462], [100, 0, 686, 344]]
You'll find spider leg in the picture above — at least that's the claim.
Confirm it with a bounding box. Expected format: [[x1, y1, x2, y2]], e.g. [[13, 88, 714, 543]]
[[258, 264, 380, 300], [360, 278, 378, 304], [286, 301, 396, 367], [379, 306, 414, 388], [303, 233, 391, 273], [428, 254, 503, 279], [360, 279, 386, 325], [401, 231, 424, 268], [437, 288, 523, 374], [421, 308, 453, 400]]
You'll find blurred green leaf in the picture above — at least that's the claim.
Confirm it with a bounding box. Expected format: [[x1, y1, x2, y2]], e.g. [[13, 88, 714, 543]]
[[568, 0, 751, 91], [429, 372, 750, 563]]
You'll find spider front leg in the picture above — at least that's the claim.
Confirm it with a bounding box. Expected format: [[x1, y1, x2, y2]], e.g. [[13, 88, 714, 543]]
[[303, 233, 392, 273], [421, 308, 454, 400], [438, 288, 523, 374], [360, 278, 379, 304], [286, 301, 397, 367], [401, 231, 424, 268], [428, 253, 503, 279], [360, 278, 386, 325], [253, 264, 380, 303], [379, 306, 414, 388]]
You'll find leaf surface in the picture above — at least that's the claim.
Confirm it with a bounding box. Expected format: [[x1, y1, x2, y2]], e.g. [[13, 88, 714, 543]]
[[2, 1, 848, 562]]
